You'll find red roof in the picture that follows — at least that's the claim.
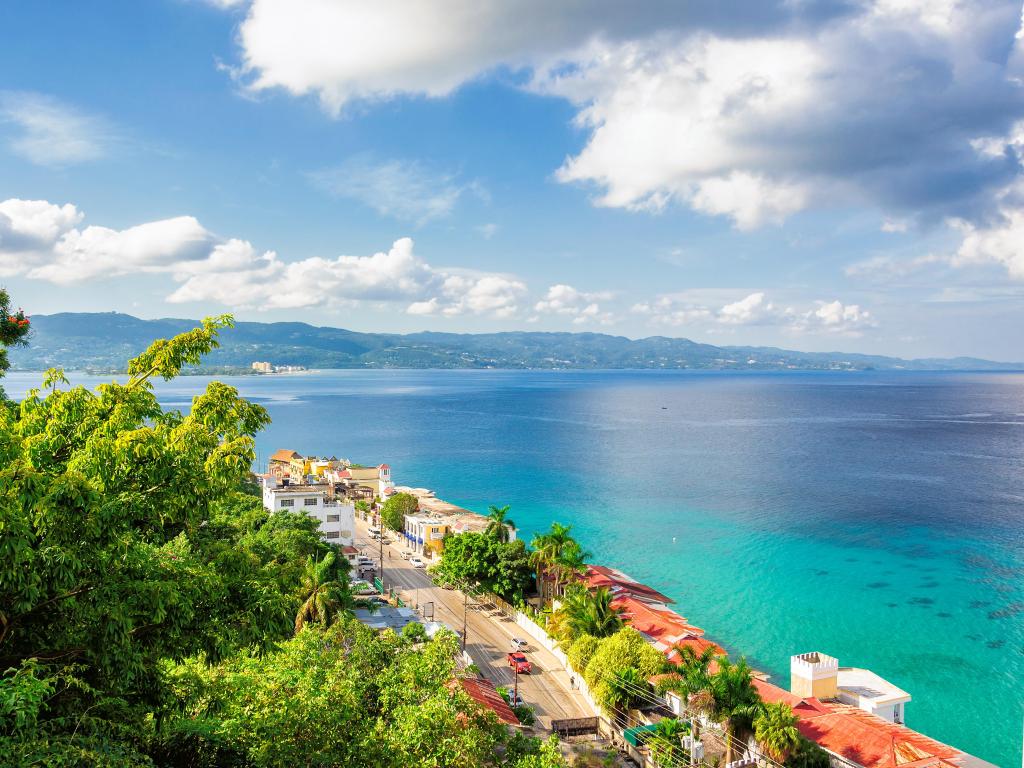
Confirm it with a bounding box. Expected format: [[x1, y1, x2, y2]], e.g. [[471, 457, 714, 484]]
[[336, 469, 352, 478], [270, 449, 301, 462], [664, 634, 726, 661], [611, 595, 705, 653], [753, 680, 964, 768], [582, 565, 675, 604], [378, 463, 390, 470], [342, 546, 359, 555], [456, 677, 520, 726]]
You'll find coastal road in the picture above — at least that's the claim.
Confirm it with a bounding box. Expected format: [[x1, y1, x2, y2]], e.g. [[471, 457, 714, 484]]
[[352, 517, 594, 730]]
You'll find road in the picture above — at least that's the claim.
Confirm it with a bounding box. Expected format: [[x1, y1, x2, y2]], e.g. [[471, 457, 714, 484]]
[[351, 516, 594, 729]]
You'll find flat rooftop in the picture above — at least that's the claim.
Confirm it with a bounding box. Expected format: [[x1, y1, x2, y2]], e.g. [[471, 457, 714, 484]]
[[838, 666, 911, 704]]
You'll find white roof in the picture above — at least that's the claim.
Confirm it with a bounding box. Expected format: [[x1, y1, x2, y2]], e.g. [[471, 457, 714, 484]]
[[837, 666, 911, 705]]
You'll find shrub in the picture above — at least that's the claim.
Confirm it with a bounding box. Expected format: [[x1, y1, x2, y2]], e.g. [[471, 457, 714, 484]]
[[583, 628, 665, 711], [566, 634, 601, 676]]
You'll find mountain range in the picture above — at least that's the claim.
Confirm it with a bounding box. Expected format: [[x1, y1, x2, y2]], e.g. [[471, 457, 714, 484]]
[[7, 312, 1022, 372]]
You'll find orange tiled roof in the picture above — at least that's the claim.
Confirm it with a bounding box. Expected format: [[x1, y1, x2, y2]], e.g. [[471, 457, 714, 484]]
[[457, 677, 520, 726], [611, 594, 706, 651], [270, 449, 302, 462], [753, 680, 964, 768], [583, 565, 675, 604]]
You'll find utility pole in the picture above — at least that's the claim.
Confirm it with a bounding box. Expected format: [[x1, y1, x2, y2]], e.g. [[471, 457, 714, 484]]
[[513, 663, 519, 708], [379, 526, 384, 587]]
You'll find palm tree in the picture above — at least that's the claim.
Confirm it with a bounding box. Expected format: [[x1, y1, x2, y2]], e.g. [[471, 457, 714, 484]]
[[295, 552, 345, 633], [563, 586, 623, 639], [666, 644, 719, 744], [650, 717, 690, 768], [485, 504, 515, 542], [754, 701, 801, 763], [554, 540, 590, 596], [605, 666, 645, 725], [710, 657, 762, 766]]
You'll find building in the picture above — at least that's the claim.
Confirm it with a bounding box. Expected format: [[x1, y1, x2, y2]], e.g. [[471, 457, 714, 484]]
[[791, 652, 911, 724], [260, 477, 355, 547], [251, 361, 272, 373], [456, 677, 521, 727], [268, 448, 302, 478], [402, 513, 453, 558]]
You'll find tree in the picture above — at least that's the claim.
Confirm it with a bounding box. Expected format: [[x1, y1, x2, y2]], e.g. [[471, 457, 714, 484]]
[[485, 504, 515, 542], [0, 317, 320, 762], [583, 628, 664, 713], [784, 736, 831, 768], [562, 586, 623, 640], [565, 634, 601, 676], [0, 288, 30, 398], [433, 532, 533, 604], [605, 667, 644, 724], [380, 492, 417, 532], [294, 551, 346, 633], [710, 657, 762, 766], [658, 645, 718, 742], [755, 702, 801, 764], [530, 522, 589, 602], [650, 717, 690, 768]]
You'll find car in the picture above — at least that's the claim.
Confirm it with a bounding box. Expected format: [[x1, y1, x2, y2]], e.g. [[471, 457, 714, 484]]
[[409, 557, 425, 568], [510, 637, 528, 651], [507, 652, 531, 674], [356, 556, 374, 565], [400, 551, 412, 560], [506, 690, 525, 708]]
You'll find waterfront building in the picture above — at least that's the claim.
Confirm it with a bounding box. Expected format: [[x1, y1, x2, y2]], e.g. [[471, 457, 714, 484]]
[[791, 651, 911, 724], [251, 361, 272, 373], [268, 448, 302, 478], [260, 476, 355, 547], [402, 513, 452, 558]]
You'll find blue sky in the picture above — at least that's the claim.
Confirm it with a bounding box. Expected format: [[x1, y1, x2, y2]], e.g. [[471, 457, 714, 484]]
[[1, 0, 1023, 359]]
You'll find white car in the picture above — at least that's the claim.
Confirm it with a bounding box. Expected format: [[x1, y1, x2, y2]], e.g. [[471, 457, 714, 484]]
[[356, 556, 374, 566], [510, 637, 528, 651], [409, 557, 425, 568], [507, 690, 525, 708], [400, 551, 412, 560]]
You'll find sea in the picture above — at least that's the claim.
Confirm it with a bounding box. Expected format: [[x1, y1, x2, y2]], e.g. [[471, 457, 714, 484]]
[[4, 368, 1022, 766]]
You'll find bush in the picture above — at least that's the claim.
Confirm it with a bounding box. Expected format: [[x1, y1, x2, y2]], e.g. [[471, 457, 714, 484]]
[[512, 704, 536, 726], [566, 634, 601, 676], [583, 628, 665, 710]]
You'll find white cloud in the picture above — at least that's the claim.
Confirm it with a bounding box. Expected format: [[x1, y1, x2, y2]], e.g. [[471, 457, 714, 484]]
[[0, 198, 526, 318], [477, 223, 499, 239], [222, 1, 1024, 230], [634, 290, 875, 335], [0, 92, 116, 166], [717, 292, 778, 325], [534, 283, 614, 324], [308, 155, 481, 224], [950, 205, 1024, 280]]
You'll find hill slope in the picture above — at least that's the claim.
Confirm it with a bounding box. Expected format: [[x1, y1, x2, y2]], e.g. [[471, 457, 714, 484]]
[[8, 312, 1022, 372]]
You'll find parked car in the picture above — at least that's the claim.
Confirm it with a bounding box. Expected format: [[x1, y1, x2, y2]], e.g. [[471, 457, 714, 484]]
[[510, 637, 528, 651], [400, 551, 412, 560], [409, 557, 425, 568], [507, 652, 531, 674], [507, 690, 525, 708], [356, 556, 374, 565]]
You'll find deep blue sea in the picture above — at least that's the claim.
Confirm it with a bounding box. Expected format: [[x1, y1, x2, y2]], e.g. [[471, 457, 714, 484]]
[[6, 369, 1023, 766]]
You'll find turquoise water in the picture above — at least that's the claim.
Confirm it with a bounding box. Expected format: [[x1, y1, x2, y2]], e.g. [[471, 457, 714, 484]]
[[6, 369, 1023, 766]]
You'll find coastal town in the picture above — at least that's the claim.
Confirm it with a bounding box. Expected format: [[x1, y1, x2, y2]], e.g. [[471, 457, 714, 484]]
[[258, 449, 997, 768]]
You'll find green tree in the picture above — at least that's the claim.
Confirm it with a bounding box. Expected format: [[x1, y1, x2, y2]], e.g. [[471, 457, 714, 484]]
[[784, 736, 831, 768], [433, 532, 533, 603], [649, 717, 689, 768], [605, 667, 644, 724], [656, 645, 718, 742], [380, 492, 418, 532], [562, 586, 623, 640], [755, 701, 801, 764], [294, 551, 346, 632], [583, 628, 664, 713], [530, 523, 589, 602], [0, 288, 30, 398], [710, 657, 762, 766], [565, 634, 601, 676], [485, 504, 515, 542], [0, 317, 305, 761]]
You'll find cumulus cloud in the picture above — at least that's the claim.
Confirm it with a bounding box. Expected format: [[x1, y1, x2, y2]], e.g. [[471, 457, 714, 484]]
[[634, 291, 875, 335], [0, 197, 526, 317], [219, 1, 1024, 231], [534, 283, 614, 325], [0, 92, 116, 166], [307, 154, 483, 224]]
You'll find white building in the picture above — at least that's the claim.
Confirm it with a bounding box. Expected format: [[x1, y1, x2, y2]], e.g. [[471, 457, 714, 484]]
[[261, 478, 355, 548], [791, 651, 911, 724]]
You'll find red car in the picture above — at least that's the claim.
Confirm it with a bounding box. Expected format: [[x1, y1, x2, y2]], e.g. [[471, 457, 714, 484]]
[[507, 652, 531, 674]]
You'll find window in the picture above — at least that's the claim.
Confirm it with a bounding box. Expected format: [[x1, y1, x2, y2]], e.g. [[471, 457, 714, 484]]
[[279, 499, 294, 507], [303, 497, 318, 506], [340, 530, 352, 538], [325, 531, 339, 539], [326, 514, 340, 522]]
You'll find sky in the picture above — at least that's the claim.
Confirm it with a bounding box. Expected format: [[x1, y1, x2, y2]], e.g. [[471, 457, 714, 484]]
[[1, 1, 1023, 360]]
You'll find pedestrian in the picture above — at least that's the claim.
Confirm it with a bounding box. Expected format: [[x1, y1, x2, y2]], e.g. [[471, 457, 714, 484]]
[[570, 675, 576, 689]]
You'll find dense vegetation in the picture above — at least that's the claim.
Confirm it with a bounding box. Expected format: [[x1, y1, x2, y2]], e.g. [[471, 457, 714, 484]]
[[0, 311, 568, 767], [13, 311, 1018, 372]]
